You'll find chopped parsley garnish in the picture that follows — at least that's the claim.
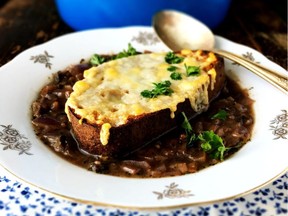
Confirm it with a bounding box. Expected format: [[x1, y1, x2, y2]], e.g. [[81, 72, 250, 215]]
[[211, 109, 228, 120], [165, 52, 184, 64], [90, 54, 106, 66], [113, 43, 137, 59], [181, 112, 197, 147], [141, 80, 173, 98], [170, 72, 182, 80], [167, 65, 178, 72], [167, 65, 182, 80], [181, 112, 228, 160], [90, 43, 137, 65], [198, 131, 227, 161], [185, 64, 200, 76]]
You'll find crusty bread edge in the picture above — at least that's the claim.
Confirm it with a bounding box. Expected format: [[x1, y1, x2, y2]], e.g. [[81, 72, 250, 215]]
[[67, 54, 226, 157]]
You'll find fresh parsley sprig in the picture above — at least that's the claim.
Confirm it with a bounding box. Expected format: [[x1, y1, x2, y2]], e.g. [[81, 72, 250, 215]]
[[211, 109, 228, 120], [90, 43, 137, 65], [113, 43, 137, 59], [185, 64, 200, 76], [90, 54, 106, 66], [167, 65, 182, 80], [198, 131, 227, 161], [165, 52, 184, 64], [181, 112, 228, 161], [166, 60, 200, 80], [141, 80, 174, 98], [167, 65, 178, 72], [170, 72, 182, 80], [181, 112, 197, 147]]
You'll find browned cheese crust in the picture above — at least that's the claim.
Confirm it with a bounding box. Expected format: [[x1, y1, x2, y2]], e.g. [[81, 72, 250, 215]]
[[67, 51, 226, 157]]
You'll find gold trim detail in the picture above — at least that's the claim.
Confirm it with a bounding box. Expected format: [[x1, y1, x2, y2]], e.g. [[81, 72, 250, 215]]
[[1, 162, 286, 211]]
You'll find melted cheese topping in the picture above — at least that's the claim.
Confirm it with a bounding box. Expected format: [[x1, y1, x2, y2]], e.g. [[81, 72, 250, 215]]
[[66, 50, 218, 145]]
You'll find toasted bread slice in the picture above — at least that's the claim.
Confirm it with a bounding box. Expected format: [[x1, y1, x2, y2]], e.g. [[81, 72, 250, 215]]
[[66, 50, 225, 157]]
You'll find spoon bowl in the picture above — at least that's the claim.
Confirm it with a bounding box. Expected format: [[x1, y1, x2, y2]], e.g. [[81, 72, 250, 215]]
[[153, 10, 215, 51], [153, 10, 287, 94]]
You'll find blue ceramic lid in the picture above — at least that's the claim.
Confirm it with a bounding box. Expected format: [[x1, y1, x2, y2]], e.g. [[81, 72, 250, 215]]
[[55, 0, 231, 30]]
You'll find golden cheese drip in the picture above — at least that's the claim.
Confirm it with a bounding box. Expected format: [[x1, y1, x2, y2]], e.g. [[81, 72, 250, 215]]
[[66, 50, 218, 145]]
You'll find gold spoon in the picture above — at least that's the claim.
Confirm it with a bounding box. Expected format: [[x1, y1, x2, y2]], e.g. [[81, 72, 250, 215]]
[[153, 10, 288, 94]]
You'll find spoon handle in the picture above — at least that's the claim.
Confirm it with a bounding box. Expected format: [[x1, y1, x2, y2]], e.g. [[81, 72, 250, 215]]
[[214, 50, 288, 95]]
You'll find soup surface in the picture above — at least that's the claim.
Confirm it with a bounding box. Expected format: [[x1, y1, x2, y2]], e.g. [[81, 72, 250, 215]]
[[31, 52, 254, 178]]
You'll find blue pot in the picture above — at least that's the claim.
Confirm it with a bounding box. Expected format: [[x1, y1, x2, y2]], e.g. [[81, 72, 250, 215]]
[[55, 0, 231, 31]]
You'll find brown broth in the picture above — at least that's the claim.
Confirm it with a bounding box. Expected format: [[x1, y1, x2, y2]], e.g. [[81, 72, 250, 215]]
[[31, 61, 254, 178]]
